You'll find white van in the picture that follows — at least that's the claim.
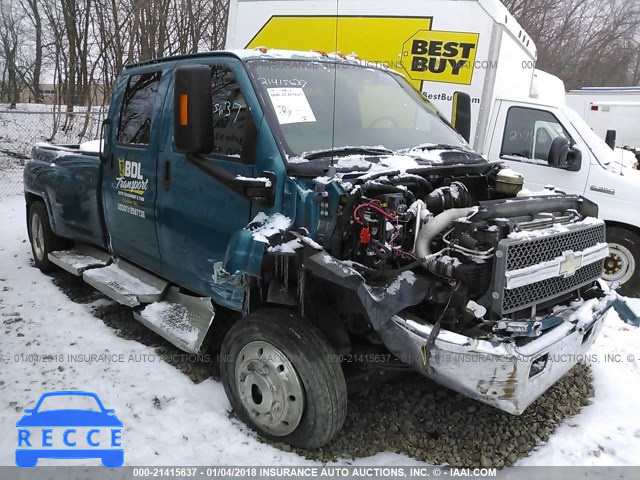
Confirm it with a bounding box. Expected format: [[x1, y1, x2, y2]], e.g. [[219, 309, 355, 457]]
[[567, 87, 640, 151], [226, 0, 640, 296]]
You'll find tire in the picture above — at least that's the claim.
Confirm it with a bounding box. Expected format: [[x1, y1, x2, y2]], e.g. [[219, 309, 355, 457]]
[[27, 201, 65, 272], [604, 226, 640, 298], [220, 308, 347, 449]]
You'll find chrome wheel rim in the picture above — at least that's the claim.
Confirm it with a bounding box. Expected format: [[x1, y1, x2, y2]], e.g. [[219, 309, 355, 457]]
[[235, 340, 304, 436], [603, 242, 635, 285], [31, 213, 45, 261]]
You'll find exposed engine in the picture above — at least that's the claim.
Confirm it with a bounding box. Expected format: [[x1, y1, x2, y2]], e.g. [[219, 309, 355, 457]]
[[329, 166, 607, 339]]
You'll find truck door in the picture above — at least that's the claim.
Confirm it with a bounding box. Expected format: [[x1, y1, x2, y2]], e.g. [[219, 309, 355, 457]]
[[488, 102, 590, 195], [102, 69, 165, 272], [156, 60, 259, 303]]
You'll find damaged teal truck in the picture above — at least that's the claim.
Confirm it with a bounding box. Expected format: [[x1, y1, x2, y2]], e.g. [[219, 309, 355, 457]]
[[24, 49, 635, 449]]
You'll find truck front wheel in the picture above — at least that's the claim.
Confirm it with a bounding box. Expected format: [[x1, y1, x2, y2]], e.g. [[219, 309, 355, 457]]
[[27, 201, 65, 273], [220, 308, 347, 449], [604, 226, 640, 298]]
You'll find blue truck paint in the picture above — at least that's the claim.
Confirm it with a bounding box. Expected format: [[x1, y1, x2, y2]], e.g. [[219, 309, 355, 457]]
[[26, 146, 106, 247], [25, 53, 289, 310]]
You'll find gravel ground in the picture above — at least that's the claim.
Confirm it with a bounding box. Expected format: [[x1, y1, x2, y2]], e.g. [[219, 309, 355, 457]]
[[50, 268, 594, 469]]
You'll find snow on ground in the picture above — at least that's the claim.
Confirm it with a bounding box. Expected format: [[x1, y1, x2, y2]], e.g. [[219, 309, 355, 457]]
[[0, 182, 639, 467], [0, 193, 418, 467], [517, 307, 640, 466], [0, 104, 105, 162]]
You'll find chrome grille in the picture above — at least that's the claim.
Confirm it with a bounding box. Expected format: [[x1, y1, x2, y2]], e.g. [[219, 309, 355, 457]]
[[492, 222, 606, 315], [501, 261, 604, 313], [505, 223, 606, 270]]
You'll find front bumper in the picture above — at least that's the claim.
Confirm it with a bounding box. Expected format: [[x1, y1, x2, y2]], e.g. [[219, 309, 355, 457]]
[[377, 290, 634, 414]]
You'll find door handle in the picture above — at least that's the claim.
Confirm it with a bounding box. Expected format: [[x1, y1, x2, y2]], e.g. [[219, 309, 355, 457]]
[[163, 160, 171, 191]]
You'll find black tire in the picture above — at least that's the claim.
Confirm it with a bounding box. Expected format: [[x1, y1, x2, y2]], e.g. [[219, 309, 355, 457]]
[[27, 201, 65, 272], [605, 226, 640, 298], [220, 308, 347, 449]]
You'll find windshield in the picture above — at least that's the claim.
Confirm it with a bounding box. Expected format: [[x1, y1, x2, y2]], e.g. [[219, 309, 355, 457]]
[[248, 59, 468, 157]]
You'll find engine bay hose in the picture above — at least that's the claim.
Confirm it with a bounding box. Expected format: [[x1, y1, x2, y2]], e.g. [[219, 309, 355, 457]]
[[415, 207, 476, 266]]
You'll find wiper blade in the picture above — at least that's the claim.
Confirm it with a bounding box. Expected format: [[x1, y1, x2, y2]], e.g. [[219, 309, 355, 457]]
[[302, 146, 394, 160], [405, 143, 472, 152]]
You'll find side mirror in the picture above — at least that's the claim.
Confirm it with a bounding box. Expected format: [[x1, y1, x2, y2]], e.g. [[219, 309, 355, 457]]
[[174, 65, 213, 154], [99, 119, 111, 162], [451, 91, 471, 143], [548, 137, 582, 172], [605, 129, 617, 150]]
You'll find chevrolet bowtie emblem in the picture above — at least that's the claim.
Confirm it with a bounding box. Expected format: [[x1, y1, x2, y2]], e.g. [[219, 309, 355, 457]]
[[559, 251, 583, 277]]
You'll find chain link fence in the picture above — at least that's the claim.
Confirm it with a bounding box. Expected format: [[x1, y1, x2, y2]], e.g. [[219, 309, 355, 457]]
[[0, 106, 106, 197]]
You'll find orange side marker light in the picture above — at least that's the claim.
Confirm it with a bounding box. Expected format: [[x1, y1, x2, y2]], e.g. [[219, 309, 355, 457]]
[[179, 94, 188, 126]]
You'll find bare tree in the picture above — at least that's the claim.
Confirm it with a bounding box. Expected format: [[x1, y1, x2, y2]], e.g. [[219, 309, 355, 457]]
[[17, 0, 43, 102], [0, 0, 23, 106], [504, 0, 640, 88]]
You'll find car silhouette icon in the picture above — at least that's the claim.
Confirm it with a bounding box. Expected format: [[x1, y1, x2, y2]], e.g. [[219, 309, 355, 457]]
[[16, 391, 123, 468]]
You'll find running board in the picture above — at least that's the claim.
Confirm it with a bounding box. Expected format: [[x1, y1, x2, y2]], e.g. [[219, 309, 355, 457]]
[[82, 258, 168, 307], [48, 245, 111, 275], [133, 287, 215, 354]]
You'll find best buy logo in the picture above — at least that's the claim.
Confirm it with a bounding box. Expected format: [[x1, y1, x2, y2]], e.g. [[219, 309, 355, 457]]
[[401, 29, 479, 85]]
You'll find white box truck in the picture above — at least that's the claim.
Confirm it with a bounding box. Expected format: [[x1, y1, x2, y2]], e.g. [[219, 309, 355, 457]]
[[226, 0, 640, 296], [567, 87, 640, 153]]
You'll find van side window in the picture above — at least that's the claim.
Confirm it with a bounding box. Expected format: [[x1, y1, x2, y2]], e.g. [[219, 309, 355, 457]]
[[118, 71, 161, 145], [210, 65, 255, 160], [501, 107, 572, 163]]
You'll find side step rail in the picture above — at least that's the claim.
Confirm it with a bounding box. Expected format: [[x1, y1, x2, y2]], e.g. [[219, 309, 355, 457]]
[[48, 246, 214, 353], [134, 287, 215, 354], [48, 245, 111, 275], [83, 258, 168, 307]]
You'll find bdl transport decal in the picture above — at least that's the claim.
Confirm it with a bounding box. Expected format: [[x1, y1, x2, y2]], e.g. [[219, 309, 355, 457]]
[[116, 158, 149, 201]]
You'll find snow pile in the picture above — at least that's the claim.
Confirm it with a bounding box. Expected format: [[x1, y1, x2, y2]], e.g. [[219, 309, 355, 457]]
[[267, 239, 304, 254], [247, 212, 292, 243], [139, 302, 199, 349], [507, 218, 604, 240], [235, 175, 272, 188]]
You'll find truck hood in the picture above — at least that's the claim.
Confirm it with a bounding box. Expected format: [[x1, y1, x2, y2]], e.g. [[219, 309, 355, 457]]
[[286, 149, 487, 178]]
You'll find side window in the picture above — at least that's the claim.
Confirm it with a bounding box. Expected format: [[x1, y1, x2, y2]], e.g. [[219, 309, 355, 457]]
[[210, 65, 255, 160], [118, 71, 161, 145], [501, 107, 572, 163]]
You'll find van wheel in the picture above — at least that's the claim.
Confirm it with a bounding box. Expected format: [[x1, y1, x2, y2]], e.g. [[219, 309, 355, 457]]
[[220, 308, 347, 449], [27, 201, 64, 272], [604, 226, 640, 298]]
